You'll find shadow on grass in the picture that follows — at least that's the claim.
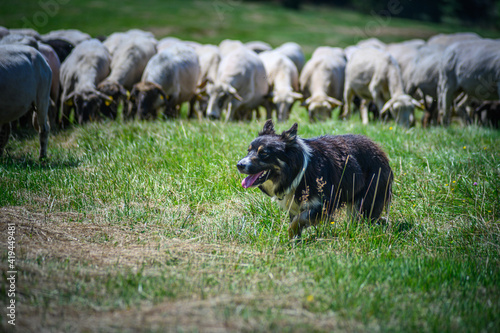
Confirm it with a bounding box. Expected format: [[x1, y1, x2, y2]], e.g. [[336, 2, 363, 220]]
[[0, 154, 81, 170]]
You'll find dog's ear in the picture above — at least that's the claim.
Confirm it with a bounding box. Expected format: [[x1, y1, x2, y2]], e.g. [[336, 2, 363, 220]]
[[281, 123, 298, 142], [259, 119, 276, 136]]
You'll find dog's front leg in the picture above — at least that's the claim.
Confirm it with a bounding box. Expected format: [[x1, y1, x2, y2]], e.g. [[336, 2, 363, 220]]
[[288, 208, 323, 239]]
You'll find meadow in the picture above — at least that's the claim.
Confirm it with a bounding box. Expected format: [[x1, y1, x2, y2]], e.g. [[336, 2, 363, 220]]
[[1, 0, 500, 332]]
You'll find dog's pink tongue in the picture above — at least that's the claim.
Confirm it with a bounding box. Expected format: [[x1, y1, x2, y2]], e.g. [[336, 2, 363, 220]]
[[242, 171, 264, 189]]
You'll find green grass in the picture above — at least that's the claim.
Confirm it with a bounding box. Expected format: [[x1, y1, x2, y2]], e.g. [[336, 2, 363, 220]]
[[1, 106, 499, 332], [1, 0, 500, 331]]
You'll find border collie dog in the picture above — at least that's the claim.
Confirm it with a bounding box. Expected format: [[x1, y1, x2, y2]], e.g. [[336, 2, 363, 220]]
[[237, 120, 393, 239]]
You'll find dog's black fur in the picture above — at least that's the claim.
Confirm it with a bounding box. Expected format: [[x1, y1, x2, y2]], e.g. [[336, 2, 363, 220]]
[[237, 119, 393, 239]]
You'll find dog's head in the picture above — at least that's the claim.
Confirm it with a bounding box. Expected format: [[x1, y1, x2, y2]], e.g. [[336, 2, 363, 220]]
[[237, 120, 298, 189]]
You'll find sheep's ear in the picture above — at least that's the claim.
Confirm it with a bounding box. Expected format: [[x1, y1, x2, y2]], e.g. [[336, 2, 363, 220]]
[[381, 98, 396, 115], [326, 96, 342, 107], [259, 119, 275, 136], [227, 85, 243, 101], [281, 123, 298, 142], [119, 85, 128, 98], [64, 91, 75, 106], [291, 92, 303, 100], [411, 98, 425, 110]]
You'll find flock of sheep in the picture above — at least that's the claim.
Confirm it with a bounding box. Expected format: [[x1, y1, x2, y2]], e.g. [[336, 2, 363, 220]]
[[0, 27, 499, 160]]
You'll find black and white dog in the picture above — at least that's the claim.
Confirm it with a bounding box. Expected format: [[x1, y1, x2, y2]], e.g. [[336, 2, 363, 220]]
[[237, 120, 393, 239]]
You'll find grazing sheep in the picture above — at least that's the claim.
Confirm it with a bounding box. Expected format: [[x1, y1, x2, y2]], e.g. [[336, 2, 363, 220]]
[[299, 46, 344, 122], [0, 44, 51, 159], [245, 41, 272, 54], [274, 42, 305, 73], [437, 39, 500, 126], [98, 35, 157, 119], [40, 38, 74, 63], [385, 39, 425, 75], [196, 44, 221, 86], [206, 46, 270, 122], [403, 44, 447, 127], [342, 47, 421, 127], [0, 26, 9, 38], [193, 44, 222, 118], [474, 101, 500, 128], [8, 28, 41, 40], [59, 39, 111, 126], [259, 50, 302, 121], [37, 42, 61, 129], [0, 33, 38, 48], [219, 39, 245, 57], [41, 29, 91, 46], [427, 32, 481, 47], [103, 29, 156, 57], [129, 43, 200, 120]]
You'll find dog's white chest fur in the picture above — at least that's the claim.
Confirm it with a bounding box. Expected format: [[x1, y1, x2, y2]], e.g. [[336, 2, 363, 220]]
[[258, 138, 312, 217], [260, 179, 301, 216], [275, 192, 301, 216]]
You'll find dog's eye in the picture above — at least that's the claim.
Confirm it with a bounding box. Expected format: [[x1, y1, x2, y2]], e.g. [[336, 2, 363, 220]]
[[259, 150, 268, 157]]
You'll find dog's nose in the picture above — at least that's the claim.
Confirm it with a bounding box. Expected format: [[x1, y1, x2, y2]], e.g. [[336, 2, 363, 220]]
[[236, 160, 246, 172]]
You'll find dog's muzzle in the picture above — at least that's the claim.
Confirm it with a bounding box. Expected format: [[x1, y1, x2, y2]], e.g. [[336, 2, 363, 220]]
[[236, 157, 251, 173], [237, 157, 270, 189]]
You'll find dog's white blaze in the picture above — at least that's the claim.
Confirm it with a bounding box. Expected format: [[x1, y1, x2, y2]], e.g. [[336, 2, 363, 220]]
[[267, 138, 313, 216], [285, 138, 311, 195]]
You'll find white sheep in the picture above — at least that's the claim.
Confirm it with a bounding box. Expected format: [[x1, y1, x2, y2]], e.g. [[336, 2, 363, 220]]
[[59, 39, 111, 126], [299, 46, 344, 122], [437, 39, 500, 126], [129, 43, 200, 120], [259, 50, 302, 121], [342, 47, 421, 127], [206, 46, 269, 122]]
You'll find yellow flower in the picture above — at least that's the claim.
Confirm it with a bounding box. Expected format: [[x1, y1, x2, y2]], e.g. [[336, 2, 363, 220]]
[[445, 184, 448, 186], [452, 181, 456, 183], [307, 295, 314, 302], [463, 146, 466, 149], [389, 127, 393, 130]]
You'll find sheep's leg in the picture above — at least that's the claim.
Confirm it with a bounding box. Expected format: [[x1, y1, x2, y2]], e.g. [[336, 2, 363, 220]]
[[341, 88, 353, 119], [187, 95, 198, 119], [360, 99, 369, 125], [0, 123, 11, 157], [225, 101, 233, 123], [33, 102, 50, 160]]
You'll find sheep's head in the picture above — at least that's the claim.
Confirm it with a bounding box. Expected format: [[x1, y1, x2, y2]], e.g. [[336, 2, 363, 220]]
[[206, 83, 242, 120], [65, 90, 112, 124], [129, 81, 168, 120], [97, 81, 128, 119], [270, 90, 303, 122], [304, 95, 342, 123], [381, 94, 423, 128]]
